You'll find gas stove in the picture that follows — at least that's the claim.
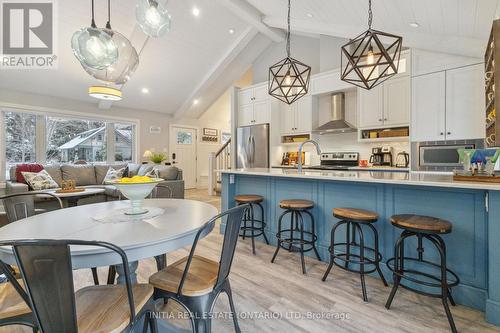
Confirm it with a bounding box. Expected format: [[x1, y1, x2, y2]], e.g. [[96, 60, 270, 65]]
[[309, 152, 359, 171]]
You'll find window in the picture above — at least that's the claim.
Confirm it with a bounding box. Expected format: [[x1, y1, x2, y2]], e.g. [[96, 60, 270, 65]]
[[46, 117, 106, 163], [114, 123, 134, 162], [177, 131, 192, 145], [3, 110, 137, 180], [5, 112, 37, 172]]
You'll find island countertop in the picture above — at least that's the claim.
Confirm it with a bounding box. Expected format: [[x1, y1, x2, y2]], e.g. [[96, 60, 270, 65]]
[[221, 168, 500, 191]]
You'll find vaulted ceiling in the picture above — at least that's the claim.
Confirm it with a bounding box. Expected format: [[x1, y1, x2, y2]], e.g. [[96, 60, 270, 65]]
[[248, 0, 499, 58], [0, 0, 258, 116], [1, 0, 499, 118]]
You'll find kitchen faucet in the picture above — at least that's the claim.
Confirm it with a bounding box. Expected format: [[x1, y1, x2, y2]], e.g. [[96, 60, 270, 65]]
[[297, 139, 321, 173]]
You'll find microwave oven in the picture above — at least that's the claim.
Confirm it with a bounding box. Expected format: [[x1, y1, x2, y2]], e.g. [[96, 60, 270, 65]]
[[411, 139, 484, 171]]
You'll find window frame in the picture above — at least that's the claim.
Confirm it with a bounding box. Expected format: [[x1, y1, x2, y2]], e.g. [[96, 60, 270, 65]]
[[1, 106, 140, 182]]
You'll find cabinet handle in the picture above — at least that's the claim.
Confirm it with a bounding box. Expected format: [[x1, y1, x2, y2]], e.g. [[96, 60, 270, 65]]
[[384, 118, 387, 121], [440, 132, 444, 135], [378, 119, 382, 122], [447, 132, 451, 135]]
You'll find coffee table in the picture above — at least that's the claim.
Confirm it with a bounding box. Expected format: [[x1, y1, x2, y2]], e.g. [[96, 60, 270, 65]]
[[43, 187, 106, 207]]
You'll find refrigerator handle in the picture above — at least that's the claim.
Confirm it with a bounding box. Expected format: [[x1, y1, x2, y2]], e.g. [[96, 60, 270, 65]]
[[246, 135, 252, 165], [251, 135, 256, 165]]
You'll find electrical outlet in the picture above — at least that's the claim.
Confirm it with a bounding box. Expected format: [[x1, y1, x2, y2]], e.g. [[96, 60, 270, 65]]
[[229, 175, 235, 184]]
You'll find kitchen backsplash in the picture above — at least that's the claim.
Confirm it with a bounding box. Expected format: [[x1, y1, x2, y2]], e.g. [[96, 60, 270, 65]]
[[273, 132, 410, 166]]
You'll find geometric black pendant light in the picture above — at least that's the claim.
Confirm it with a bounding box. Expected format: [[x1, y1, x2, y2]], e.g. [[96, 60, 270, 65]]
[[341, 0, 402, 90], [268, 0, 311, 104]]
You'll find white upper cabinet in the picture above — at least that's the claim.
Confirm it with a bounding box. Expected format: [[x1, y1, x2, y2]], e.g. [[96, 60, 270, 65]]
[[238, 83, 271, 127], [310, 69, 351, 95], [411, 71, 446, 141], [383, 76, 410, 126], [358, 86, 384, 128], [279, 96, 313, 134], [445, 64, 485, 140], [411, 64, 485, 141], [358, 75, 410, 129]]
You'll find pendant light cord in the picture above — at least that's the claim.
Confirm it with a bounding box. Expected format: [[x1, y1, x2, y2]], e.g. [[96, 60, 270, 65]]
[[91, 0, 96, 28], [286, 0, 291, 57], [368, 0, 373, 29], [106, 0, 111, 29]]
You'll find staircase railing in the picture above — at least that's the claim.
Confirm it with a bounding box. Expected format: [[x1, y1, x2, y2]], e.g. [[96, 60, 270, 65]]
[[208, 138, 231, 195]]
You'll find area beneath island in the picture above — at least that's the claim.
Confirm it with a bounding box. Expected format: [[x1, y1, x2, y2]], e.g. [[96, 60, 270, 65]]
[[220, 169, 500, 327]]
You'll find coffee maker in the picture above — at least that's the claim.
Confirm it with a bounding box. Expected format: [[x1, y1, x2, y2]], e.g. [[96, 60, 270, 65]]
[[370, 146, 393, 166]]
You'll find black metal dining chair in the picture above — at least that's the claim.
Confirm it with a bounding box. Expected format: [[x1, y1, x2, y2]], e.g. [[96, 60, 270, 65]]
[[0, 260, 37, 332], [148, 204, 248, 333], [1, 192, 63, 222], [0, 192, 106, 286], [0, 239, 157, 333]]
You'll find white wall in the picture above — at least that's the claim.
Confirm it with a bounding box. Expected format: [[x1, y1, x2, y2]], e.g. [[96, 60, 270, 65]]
[[0, 89, 171, 164], [252, 34, 321, 83], [174, 69, 253, 188]]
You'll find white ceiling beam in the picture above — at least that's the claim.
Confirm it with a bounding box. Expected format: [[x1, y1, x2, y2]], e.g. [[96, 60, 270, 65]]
[[215, 0, 284, 43], [173, 28, 272, 119], [263, 16, 485, 58]]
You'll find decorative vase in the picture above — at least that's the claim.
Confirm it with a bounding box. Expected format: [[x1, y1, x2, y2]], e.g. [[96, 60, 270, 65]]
[[108, 178, 163, 215]]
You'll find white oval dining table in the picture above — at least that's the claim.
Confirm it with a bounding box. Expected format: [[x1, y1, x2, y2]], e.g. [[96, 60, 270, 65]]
[[0, 199, 218, 283]]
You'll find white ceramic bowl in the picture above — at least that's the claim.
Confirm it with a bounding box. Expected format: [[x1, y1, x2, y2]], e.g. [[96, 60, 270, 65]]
[[107, 178, 163, 215]]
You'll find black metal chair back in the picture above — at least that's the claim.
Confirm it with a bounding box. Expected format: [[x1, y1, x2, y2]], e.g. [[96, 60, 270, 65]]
[[150, 184, 173, 199], [177, 204, 248, 295], [0, 239, 137, 333], [1, 192, 63, 223]]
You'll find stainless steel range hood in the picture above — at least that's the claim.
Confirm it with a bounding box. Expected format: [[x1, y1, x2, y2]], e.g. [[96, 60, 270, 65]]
[[313, 92, 356, 134]]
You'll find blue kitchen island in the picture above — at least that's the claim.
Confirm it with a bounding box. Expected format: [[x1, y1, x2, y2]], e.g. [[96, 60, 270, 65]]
[[220, 168, 500, 327]]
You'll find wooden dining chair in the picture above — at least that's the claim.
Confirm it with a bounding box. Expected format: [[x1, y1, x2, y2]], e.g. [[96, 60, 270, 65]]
[[0, 239, 158, 333], [0, 192, 105, 286], [149, 204, 248, 333], [0, 260, 37, 332]]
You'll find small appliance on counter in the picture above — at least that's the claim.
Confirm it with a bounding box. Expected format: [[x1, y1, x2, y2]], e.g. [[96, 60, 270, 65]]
[[369, 147, 383, 166], [395, 151, 410, 168], [309, 152, 359, 170], [370, 146, 393, 166]]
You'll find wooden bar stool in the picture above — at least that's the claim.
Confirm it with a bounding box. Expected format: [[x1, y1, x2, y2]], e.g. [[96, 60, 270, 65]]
[[234, 194, 269, 254], [271, 199, 321, 274], [385, 214, 459, 333], [322, 207, 387, 302]]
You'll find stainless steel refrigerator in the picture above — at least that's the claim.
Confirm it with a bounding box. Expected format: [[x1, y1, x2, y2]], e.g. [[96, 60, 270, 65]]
[[236, 123, 270, 168]]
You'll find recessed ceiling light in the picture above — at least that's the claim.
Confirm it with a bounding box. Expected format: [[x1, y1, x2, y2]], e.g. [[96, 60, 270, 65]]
[[192, 7, 200, 17], [307, 13, 313, 18], [193, 99, 199, 105], [141, 87, 149, 94], [409, 22, 419, 28], [229, 28, 235, 34]]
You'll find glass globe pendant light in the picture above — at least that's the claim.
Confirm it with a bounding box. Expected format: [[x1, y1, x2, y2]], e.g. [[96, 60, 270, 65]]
[[136, 0, 172, 37], [340, 0, 402, 90], [71, 0, 118, 70], [83, 0, 140, 85], [268, 0, 311, 105]]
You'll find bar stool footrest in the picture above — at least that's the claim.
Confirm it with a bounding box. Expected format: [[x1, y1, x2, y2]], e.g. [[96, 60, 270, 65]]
[[239, 219, 267, 238], [386, 257, 459, 296]]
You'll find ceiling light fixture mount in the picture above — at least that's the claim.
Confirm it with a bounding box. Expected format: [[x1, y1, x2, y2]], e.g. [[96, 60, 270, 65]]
[[88, 86, 122, 101], [340, 0, 402, 90], [268, 0, 311, 105]]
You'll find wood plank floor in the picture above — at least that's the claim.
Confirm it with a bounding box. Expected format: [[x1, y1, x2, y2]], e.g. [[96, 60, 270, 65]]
[[2, 189, 499, 333]]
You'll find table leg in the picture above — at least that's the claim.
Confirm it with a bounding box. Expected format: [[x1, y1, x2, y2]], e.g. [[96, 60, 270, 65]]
[[67, 198, 79, 207], [154, 254, 167, 271], [115, 261, 138, 284]]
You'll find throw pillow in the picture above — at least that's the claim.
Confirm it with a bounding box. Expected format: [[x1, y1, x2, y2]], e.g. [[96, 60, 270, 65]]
[[16, 164, 44, 184], [102, 167, 126, 184], [21, 170, 58, 190], [145, 168, 159, 178]]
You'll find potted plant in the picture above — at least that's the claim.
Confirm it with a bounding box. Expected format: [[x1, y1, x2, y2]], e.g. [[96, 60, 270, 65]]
[[143, 150, 167, 164]]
